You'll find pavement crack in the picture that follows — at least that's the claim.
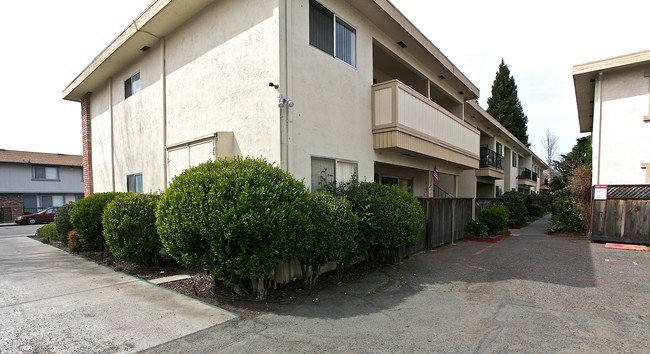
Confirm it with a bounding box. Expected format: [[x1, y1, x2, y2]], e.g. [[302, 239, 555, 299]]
[[475, 326, 503, 353]]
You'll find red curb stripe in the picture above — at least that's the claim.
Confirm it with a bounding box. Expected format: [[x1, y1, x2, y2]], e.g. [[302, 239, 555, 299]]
[[474, 243, 497, 256]]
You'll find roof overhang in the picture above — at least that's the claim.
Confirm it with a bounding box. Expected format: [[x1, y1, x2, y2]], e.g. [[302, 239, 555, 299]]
[[63, 0, 214, 102], [350, 0, 479, 100], [573, 49, 650, 133]]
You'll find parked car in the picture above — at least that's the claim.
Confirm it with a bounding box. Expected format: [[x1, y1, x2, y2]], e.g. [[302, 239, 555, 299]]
[[15, 207, 59, 225]]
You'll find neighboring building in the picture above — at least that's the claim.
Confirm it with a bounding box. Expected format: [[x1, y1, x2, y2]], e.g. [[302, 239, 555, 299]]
[[63, 0, 543, 201], [574, 49, 650, 185], [0, 149, 84, 221]]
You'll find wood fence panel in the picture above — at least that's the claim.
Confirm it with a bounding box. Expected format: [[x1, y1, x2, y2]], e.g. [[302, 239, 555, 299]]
[[430, 199, 452, 248], [591, 185, 650, 244], [454, 199, 473, 241]]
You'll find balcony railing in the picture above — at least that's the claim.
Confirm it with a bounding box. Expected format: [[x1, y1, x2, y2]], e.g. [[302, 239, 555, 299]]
[[518, 168, 538, 182], [372, 80, 480, 169], [479, 146, 503, 171]]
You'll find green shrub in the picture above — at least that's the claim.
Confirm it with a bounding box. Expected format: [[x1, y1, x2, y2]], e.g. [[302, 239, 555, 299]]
[[37, 223, 58, 243], [477, 204, 509, 235], [527, 193, 551, 212], [69, 192, 129, 251], [340, 182, 377, 261], [526, 203, 545, 218], [103, 194, 161, 264], [508, 202, 530, 228], [465, 219, 488, 237], [302, 192, 358, 287], [366, 183, 423, 249], [501, 190, 527, 205], [156, 157, 312, 299], [547, 197, 585, 233], [55, 203, 75, 244]]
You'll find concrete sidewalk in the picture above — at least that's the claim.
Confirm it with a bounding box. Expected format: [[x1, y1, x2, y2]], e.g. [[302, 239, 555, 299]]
[[0, 235, 236, 353]]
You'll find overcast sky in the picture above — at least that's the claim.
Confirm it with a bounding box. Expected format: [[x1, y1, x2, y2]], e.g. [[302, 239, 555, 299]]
[[1, 0, 648, 157]]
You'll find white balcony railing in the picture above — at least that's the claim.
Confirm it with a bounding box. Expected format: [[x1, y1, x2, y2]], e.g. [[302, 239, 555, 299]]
[[372, 80, 480, 167]]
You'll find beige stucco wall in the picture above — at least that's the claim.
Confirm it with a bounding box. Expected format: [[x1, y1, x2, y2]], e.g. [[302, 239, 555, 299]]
[[89, 0, 281, 193], [593, 67, 650, 185], [165, 0, 281, 162], [287, 0, 469, 189]]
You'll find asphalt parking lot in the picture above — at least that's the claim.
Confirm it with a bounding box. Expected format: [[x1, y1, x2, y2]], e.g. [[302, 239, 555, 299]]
[[145, 216, 650, 353]]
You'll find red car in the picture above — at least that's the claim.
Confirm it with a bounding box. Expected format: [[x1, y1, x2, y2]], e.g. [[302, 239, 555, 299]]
[[15, 207, 59, 225]]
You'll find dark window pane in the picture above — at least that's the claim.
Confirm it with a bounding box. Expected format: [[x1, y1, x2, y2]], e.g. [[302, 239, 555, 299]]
[[309, 0, 333, 55], [34, 167, 45, 179], [336, 20, 355, 66], [125, 77, 132, 98]]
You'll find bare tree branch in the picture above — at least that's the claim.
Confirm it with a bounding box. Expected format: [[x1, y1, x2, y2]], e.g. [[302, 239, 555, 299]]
[[540, 129, 559, 172]]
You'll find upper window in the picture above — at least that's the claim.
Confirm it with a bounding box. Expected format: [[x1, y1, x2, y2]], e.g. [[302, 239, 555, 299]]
[[496, 142, 503, 155], [311, 157, 358, 190], [512, 152, 518, 168], [33, 166, 59, 181], [309, 0, 356, 67], [124, 72, 141, 99], [127, 173, 143, 193]]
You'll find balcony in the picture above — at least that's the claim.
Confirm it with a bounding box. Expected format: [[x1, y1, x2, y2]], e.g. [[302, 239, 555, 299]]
[[517, 168, 538, 187], [372, 80, 480, 169], [476, 146, 504, 179]]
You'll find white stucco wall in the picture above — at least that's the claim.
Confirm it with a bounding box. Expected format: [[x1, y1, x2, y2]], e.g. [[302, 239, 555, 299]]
[[593, 67, 650, 185]]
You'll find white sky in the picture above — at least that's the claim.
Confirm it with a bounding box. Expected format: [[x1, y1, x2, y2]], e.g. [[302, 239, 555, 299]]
[[1, 0, 648, 157]]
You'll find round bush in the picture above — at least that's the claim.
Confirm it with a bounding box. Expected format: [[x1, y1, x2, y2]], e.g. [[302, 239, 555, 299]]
[[37, 223, 58, 243], [69, 192, 128, 251], [477, 204, 509, 235], [55, 203, 75, 244], [548, 197, 584, 233], [306, 192, 358, 266], [465, 219, 488, 237], [365, 183, 424, 249], [501, 191, 527, 205], [156, 157, 312, 286], [508, 202, 530, 229], [103, 194, 161, 264], [526, 203, 544, 218]]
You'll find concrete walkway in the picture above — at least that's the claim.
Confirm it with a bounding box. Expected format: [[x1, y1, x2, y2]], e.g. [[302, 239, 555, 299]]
[[0, 234, 236, 353]]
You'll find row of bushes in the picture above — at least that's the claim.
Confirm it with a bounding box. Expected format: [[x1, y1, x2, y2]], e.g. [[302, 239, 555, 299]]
[[42, 157, 424, 299], [465, 191, 552, 237]]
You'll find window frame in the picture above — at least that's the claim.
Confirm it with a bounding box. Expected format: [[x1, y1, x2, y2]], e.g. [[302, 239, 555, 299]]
[[311, 156, 358, 191], [127, 173, 143, 193], [124, 72, 141, 99], [32, 166, 59, 181], [308, 0, 357, 67], [512, 152, 518, 168]]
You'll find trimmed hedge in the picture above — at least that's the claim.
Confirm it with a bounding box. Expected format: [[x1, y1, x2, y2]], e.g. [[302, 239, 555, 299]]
[[69, 192, 129, 251], [477, 204, 509, 235], [55, 203, 75, 244], [156, 157, 312, 298], [37, 223, 58, 243], [465, 219, 488, 237], [508, 203, 530, 229], [103, 194, 161, 264], [365, 183, 423, 249], [302, 192, 358, 286]]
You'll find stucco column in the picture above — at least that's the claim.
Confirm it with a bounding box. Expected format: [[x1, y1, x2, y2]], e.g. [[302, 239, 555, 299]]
[[81, 93, 93, 196]]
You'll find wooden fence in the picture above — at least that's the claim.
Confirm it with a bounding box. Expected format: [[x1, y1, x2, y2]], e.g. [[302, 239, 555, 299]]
[[591, 185, 650, 244]]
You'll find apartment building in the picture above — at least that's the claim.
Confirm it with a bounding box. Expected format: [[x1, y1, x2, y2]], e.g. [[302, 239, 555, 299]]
[[63, 0, 543, 200]]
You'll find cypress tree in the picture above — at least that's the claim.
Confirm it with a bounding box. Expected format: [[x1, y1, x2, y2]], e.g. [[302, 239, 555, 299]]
[[486, 59, 530, 147]]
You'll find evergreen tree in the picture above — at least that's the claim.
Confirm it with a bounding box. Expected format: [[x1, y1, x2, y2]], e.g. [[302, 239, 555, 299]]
[[487, 59, 530, 147]]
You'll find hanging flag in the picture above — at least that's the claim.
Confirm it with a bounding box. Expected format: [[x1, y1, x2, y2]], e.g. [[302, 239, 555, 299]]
[[432, 165, 439, 182]]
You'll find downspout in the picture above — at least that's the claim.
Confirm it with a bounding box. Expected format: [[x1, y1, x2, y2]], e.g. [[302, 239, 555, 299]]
[[162, 38, 168, 188], [109, 78, 116, 191], [285, 0, 293, 174], [595, 72, 603, 185], [279, 0, 292, 172]]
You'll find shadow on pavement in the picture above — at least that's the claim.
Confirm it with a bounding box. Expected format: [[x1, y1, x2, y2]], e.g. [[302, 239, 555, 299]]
[[278, 216, 598, 320]]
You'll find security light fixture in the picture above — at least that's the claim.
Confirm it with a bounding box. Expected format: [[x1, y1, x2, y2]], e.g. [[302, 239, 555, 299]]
[[397, 41, 407, 48], [438, 75, 445, 80], [269, 82, 279, 89], [140, 46, 150, 52]]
